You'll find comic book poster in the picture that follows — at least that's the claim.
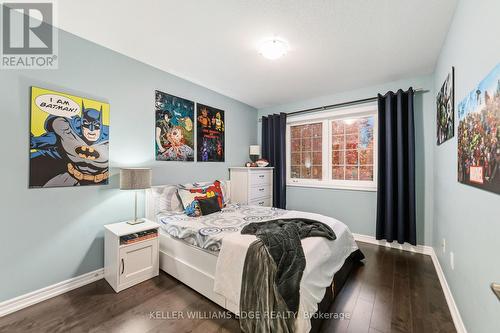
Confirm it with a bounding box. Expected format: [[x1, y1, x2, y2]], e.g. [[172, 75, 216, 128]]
[[457, 63, 500, 194], [197, 104, 225, 162], [437, 67, 454, 145], [155, 90, 194, 161], [30, 87, 110, 188]]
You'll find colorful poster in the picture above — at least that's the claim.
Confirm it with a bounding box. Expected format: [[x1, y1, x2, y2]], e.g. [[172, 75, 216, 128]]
[[437, 67, 455, 145], [197, 104, 225, 162], [30, 87, 110, 188], [457, 63, 500, 194], [155, 90, 194, 161]]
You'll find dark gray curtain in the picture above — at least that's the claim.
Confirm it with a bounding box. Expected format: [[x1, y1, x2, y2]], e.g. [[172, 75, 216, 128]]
[[376, 89, 416, 245], [262, 113, 287, 209]]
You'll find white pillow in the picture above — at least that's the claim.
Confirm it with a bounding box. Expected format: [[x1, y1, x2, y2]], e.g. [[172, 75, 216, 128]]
[[220, 181, 230, 205], [152, 185, 184, 213]]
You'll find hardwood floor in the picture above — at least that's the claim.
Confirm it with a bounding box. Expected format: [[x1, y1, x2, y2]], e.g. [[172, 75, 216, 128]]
[[0, 242, 456, 333]]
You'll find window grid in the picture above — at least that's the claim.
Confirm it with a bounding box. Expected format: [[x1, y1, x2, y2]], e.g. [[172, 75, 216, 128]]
[[331, 117, 374, 182], [290, 123, 322, 180]]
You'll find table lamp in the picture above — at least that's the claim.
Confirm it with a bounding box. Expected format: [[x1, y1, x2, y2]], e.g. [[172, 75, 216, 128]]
[[120, 168, 152, 225], [249, 145, 261, 162]]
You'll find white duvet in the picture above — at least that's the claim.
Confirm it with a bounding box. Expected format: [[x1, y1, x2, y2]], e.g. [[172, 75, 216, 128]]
[[214, 208, 359, 333]]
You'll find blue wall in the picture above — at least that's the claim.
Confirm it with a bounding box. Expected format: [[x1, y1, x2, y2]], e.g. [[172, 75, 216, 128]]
[[433, 0, 500, 331], [258, 75, 435, 245], [0, 29, 256, 302]]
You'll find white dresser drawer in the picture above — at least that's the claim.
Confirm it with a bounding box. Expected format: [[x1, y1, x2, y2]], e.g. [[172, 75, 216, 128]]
[[249, 184, 272, 200], [248, 196, 272, 207], [249, 171, 272, 186]]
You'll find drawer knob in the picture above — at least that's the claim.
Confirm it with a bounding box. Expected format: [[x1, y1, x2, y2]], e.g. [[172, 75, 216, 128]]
[[259, 175, 264, 178], [259, 188, 264, 191]]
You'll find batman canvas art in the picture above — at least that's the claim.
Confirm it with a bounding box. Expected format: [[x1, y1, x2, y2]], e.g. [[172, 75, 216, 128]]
[[30, 102, 109, 187]]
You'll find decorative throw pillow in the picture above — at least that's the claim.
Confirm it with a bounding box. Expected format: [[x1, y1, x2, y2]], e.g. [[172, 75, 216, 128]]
[[178, 180, 224, 217], [198, 196, 222, 216]]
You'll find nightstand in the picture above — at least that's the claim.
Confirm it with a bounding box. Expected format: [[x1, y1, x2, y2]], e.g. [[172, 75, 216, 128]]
[[104, 220, 159, 292]]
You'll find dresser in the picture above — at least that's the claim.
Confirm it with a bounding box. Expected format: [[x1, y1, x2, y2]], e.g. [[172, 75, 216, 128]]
[[229, 167, 274, 207]]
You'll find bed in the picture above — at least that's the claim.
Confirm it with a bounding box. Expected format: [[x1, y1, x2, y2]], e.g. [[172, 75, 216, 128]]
[[145, 182, 363, 333]]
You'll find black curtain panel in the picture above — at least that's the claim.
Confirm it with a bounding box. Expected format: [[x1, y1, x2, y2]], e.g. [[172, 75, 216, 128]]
[[261, 113, 287, 209], [376, 88, 417, 245]]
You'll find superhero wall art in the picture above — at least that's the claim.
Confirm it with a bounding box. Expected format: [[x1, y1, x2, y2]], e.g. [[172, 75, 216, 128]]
[[436, 67, 455, 145], [30, 87, 110, 188], [197, 104, 225, 162], [457, 63, 500, 195], [155, 90, 194, 161]]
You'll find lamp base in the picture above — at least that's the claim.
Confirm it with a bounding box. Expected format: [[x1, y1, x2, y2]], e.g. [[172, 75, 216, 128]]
[[127, 219, 145, 225]]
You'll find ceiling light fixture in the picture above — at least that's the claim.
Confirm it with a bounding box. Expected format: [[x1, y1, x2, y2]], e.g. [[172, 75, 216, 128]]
[[258, 37, 290, 60]]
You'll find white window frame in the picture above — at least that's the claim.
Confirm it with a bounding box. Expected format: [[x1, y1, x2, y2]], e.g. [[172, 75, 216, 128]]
[[286, 103, 378, 191]]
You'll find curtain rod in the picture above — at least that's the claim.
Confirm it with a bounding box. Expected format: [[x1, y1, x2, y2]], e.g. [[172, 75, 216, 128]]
[[258, 88, 428, 121]]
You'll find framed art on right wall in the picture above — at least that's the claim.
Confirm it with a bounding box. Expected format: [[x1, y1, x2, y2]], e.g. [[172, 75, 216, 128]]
[[436, 67, 455, 145], [457, 63, 500, 194]]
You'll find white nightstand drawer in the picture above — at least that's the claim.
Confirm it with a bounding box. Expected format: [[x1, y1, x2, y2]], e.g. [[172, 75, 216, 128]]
[[249, 171, 272, 186], [249, 184, 272, 200], [249, 196, 272, 207]]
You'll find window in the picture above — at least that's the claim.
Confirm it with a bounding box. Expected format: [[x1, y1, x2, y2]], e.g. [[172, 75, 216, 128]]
[[290, 123, 323, 179], [286, 104, 378, 191]]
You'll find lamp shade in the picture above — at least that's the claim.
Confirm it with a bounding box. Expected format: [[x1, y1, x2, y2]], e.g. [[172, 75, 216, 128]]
[[249, 145, 261, 156], [120, 168, 152, 190]]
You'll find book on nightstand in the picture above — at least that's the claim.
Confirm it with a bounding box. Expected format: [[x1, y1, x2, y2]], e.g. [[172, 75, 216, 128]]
[[119, 229, 158, 245]]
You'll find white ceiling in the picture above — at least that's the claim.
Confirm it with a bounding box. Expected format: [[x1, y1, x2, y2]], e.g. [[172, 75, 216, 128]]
[[56, 0, 457, 109]]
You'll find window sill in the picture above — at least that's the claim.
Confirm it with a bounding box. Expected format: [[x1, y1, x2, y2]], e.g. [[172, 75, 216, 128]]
[[286, 182, 377, 192]]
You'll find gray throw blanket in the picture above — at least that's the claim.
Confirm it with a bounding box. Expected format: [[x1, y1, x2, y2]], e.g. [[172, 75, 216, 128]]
[[239, 219, 336, 333]]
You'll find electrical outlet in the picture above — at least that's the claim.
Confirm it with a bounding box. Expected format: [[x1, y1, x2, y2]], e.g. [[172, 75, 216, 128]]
[[450, 252, 455, 270], [442, 238, 446, 253]]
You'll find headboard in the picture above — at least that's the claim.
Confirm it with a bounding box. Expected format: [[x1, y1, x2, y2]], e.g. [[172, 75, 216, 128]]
[[145, 180, 231, 221]]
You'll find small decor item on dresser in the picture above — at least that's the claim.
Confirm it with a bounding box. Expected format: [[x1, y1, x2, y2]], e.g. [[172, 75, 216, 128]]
[[249, 145, 261, 162], [120, 168, 152, 224], [256, 158, 269, 167]]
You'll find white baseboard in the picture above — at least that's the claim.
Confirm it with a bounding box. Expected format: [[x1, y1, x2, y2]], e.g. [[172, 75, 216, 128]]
[[353, 233, 467, 333], [430, 250, 468, 333], [0, 268, 104, 317], [353, 233, 434, 255]]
